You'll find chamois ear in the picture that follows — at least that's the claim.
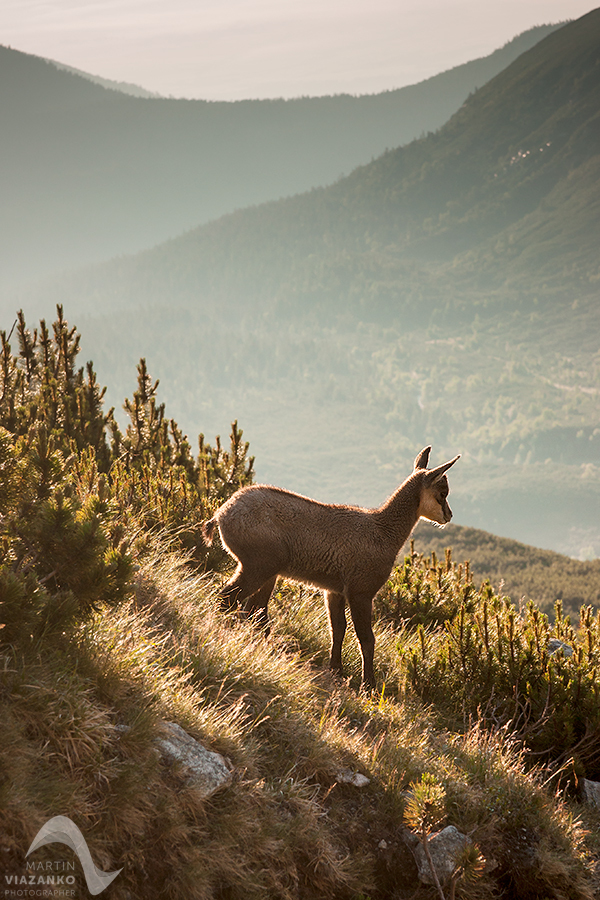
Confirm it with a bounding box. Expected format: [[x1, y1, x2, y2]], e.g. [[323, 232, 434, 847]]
[[414, 446, 432, 471], [426, 454, 461, 483]]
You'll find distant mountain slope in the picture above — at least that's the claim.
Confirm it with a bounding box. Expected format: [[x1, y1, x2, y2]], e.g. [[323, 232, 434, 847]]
[[11, 11, 600, 558], [0, 23, 559, 290], [38, 11, 599, 318]]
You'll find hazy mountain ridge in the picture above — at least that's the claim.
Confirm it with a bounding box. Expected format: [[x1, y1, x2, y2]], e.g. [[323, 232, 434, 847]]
[[40, 11, 600, 320], [45, 57, 164, 98], [0, 22, 560, 291]]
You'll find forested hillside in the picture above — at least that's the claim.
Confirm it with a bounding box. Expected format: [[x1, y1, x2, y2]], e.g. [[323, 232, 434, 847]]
[[0, 23, 559, 289], [17, 10, 600, 558]]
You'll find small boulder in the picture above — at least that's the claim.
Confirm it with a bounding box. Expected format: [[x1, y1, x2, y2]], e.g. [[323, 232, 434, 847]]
[[413, 825, 468, 886], [548, 638, 573, 657], [156, 722, 232, 798], [582, 779, 600, 809], [336, 768, 370, 788]]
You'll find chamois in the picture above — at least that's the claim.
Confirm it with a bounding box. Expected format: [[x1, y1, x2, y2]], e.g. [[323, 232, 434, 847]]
[[202, 446, 459, 688]]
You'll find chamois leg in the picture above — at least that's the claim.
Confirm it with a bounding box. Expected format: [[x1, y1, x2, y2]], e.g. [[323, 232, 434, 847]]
[[244, 575, 278, 633], [348, 595, 376, 690], [219, 565, 277, 613], [325, 591, 347, 676]]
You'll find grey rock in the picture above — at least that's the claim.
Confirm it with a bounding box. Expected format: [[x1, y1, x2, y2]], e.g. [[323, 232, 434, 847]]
[[336, 768, 370, 787], [401, 828, 420, 851], [156, 721, 232, 798], [413, 825, 468, 886], [548, 638, 573, 657], [582, 778, 600, 808]]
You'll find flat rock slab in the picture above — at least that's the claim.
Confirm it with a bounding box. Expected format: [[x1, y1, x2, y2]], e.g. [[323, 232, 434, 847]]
[[157, 721, 233, 799]]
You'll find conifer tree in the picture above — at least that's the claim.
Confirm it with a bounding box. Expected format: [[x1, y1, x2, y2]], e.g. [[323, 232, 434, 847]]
[[0, 307, 115, 468], [0, 307, 255, 579]]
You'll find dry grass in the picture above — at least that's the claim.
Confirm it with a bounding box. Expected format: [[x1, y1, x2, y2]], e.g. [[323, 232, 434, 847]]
[[1, 542, 598, 898]]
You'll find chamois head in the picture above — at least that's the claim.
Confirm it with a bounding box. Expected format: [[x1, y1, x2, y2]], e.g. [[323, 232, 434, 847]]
[[413, 446, 460, 526]]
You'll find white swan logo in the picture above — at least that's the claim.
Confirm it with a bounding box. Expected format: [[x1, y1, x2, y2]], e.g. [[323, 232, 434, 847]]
[[26, 816, 122, 895]]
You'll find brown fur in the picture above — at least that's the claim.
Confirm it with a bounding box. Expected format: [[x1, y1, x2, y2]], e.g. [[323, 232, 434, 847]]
[[203, 446, 459, 689]]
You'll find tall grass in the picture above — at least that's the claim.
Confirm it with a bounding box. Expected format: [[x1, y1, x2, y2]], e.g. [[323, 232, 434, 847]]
[[3, 533, 599, 897]]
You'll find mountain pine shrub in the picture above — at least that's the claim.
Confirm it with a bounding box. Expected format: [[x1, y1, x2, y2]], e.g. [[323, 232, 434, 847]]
[[0, 307, 255, 653], [0, 423, 131, 648], [376, 543, 474, 629], [109, 357, 254, 565], [0, 308, 115, 467], [377, 546, 600, 780], [0, 308, 254, 572]]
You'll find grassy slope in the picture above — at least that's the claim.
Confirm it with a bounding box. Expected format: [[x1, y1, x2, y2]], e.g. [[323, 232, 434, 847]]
[[1, 311, 599, 899], [3, 542, 599, 900]]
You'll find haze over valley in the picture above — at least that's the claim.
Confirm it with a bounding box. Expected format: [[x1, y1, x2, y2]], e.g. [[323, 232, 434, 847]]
[[3, 9, 600, 560]]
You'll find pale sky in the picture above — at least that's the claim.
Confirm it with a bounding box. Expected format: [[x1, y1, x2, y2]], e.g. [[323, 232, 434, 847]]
[[1, 0, 596, 100]]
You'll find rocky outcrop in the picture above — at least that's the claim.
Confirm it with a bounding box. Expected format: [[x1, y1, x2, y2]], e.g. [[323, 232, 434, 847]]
[[582, 778, 600, 809]]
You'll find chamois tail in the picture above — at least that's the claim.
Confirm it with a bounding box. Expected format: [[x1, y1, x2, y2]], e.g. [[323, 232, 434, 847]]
[[202, 518, 218, 546]]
